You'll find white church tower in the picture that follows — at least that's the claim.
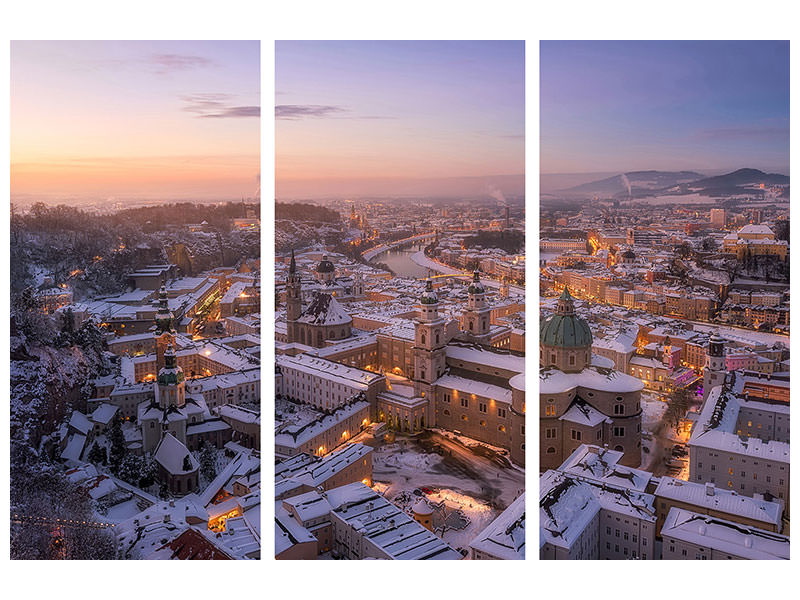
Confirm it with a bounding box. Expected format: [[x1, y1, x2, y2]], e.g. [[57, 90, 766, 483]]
[[703, 334, 726, 401]]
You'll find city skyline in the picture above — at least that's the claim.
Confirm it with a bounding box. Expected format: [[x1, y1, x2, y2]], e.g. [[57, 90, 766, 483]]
[[541, 41, 790, 175], [276, 40, 525, 199], [11, 40, 260, 205]]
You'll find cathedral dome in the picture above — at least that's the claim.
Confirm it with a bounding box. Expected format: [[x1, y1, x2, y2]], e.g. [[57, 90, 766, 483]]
[[316, 255, 335, 273], [539, 287, 592, 348]]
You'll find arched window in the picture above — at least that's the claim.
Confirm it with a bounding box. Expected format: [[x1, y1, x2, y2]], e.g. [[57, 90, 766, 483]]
[[421, 333, 426, 345], [546, 447, 556, 454], [469, 320, 474, 331], [614, 445, 624, 452]]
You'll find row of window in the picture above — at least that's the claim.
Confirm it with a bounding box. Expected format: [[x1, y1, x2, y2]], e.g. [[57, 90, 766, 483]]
[[442, 395, 507, 417]]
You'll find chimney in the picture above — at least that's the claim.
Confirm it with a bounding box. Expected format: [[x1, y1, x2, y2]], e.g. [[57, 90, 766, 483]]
[[705, 482, 715, 496]]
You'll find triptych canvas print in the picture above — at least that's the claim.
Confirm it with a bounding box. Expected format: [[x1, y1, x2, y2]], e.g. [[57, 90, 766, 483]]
[[8, 39, 790, 562]]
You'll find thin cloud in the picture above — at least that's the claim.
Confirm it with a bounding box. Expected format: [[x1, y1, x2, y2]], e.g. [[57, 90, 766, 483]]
[[150, 53, 214, 73], [276, 104, 346, 119], [89, 53, 215, 75], [275, 104, 396, 121], [181, 94, 259, 118]]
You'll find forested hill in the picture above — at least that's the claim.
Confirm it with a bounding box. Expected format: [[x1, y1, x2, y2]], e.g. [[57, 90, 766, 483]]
[[276, 202, 341, 223]]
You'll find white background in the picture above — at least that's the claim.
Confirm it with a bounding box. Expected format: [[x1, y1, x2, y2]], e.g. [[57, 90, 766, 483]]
[[1, 0, 797, 595]]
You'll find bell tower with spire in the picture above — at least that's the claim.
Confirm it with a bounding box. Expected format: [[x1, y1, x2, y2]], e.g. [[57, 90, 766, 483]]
[[286, 250, 302, 344], [413, 279, 446, 398], [154, 285, 176, 372]]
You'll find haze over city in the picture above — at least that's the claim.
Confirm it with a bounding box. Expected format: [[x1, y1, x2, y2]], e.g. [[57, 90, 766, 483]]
[[11, 40, 260, 206], [276, 40, 525, 199]]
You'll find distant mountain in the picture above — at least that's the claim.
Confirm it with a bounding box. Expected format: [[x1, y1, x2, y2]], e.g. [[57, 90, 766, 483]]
[[663, 168, 789, 197], [562, 171, 705, 198], [558, 168, 789, 200], [687, 168, 788, 188]]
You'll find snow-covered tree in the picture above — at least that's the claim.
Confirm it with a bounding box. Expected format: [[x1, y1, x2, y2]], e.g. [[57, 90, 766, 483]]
[[199, 443, 217, 481], [10, 439, 116, 560], [117, 454, 144, 486]]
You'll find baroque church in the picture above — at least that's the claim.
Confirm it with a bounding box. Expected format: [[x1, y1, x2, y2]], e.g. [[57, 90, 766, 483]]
[[539, 287, 644, 469], [282, 255, 526, 467]]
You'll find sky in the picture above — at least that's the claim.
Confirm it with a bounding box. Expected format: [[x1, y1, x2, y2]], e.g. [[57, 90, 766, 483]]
[[276, 41, 525, 199], [11, 41, 260, 206], [541, 41, 789, 175]]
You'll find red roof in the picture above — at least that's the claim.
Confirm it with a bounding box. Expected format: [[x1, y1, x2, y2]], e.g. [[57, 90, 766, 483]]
[[156, 528, 233, 560]]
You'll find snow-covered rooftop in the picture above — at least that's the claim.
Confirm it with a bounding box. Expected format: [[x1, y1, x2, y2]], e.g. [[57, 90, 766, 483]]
[[661, 507, 789, 560], [540, 364, 644, 396], [469, 492, 525, 560]]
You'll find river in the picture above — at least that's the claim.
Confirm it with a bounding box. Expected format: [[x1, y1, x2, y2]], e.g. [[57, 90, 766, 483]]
[[369, 243, 430, 279]]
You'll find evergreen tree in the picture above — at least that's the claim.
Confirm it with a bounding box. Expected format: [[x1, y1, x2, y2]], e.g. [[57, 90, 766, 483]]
[[86, 441, 105, 465], [108, 419, 127, 474]]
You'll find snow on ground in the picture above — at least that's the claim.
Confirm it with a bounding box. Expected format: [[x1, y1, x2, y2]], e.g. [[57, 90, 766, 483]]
[[690, 322, 789, 347], [409, 250, 463, 275], [629, 193, 737, 205], [430, 428, 510, 458], [369, 432, 525, 556], [641, 392, 668, 431]]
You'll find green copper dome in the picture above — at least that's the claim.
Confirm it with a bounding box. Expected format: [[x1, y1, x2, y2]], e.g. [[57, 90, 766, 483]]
[[539, 314, 593, 348], [539, 286, 592, 348]]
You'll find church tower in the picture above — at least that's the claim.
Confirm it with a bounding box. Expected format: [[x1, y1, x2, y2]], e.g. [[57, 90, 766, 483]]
[[703, 334, 726, 401], [154, 285, 176, 372], [286, 250, 302, 343], [413, 280, 446, 399], [461, 271, 492, 339], [156, 343, 186, 410]]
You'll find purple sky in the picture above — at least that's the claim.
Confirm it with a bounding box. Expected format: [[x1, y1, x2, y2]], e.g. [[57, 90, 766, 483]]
[[541, 41, 789, 174]]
